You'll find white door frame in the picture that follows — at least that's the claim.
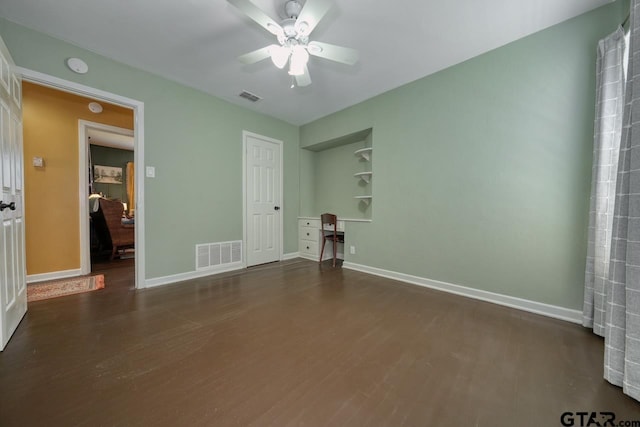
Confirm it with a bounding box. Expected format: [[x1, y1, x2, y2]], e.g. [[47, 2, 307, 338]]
[[17, 67, 146, 289], [242, 130, 283, 266], [78, 120, 134, 276]]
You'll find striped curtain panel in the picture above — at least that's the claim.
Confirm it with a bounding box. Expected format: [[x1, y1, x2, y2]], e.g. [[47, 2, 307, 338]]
[[601, 0, 640, 402], [583, 26, 625, 335]]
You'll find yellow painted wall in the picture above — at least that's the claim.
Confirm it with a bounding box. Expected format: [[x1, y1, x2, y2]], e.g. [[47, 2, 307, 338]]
[[22, 82, 133, 275]]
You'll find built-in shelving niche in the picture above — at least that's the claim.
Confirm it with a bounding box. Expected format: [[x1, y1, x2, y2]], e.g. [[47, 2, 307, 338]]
[[300, 128, 373, 219]]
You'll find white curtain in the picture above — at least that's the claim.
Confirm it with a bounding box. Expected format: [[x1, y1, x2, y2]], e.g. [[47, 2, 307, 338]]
[[584, 0, 640, 402], [583, 27, 626, 335], [604, 0, 640, 400]]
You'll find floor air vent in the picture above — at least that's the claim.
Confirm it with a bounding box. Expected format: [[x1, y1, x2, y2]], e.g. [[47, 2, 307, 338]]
[[196, 240, 242, 271]]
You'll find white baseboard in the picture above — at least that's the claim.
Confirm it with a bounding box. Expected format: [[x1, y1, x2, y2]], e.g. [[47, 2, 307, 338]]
[[27, 268, 82, 284], [145, 254, 306, 289], [342, 262, 582, 324], [144, 262, 245, 289], [282, 252, 300, 261], [297, 253, 344, 262]]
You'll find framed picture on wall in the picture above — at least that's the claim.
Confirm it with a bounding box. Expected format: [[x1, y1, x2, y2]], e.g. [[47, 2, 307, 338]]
[[94, 165, 123, 184]]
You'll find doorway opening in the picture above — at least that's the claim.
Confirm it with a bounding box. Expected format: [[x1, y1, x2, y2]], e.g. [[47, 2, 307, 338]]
[[19, 68, 145, 289], [81, 121, 135, 276]]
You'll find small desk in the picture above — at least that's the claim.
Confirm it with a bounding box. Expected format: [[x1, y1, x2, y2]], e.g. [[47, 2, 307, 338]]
[[298, 217, 346, 261]]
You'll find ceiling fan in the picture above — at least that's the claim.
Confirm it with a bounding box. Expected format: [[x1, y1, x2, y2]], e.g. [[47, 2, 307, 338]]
[[228, 0, 358, 87]]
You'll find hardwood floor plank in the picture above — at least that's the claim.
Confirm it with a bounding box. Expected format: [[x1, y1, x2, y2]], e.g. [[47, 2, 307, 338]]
[[1, 259, 639, 426]]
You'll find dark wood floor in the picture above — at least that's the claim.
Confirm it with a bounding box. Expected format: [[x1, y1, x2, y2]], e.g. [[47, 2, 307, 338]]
[[1, 259, 638, 426]]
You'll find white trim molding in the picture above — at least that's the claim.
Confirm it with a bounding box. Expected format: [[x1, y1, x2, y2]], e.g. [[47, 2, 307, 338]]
[[144, 263, 245, 289], [342, 262, 582, 324], [282, 252, 300, 261], [17, 66, 146, 290], [27, 269, 83, 284]]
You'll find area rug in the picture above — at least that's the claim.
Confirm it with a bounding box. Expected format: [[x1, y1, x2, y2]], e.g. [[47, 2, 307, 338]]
[[27, 274, 105, 302]]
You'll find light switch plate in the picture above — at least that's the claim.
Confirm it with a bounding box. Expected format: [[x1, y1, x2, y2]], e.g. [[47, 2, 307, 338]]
[[32, 157, 44, 167], [145, 166, 155, 178]]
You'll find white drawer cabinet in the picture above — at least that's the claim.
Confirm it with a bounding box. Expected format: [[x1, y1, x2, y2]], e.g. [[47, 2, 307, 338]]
[[298, 218, 345, 261], [299, 222, 319, 258], [300, 218, 320, 228], [299, 239, 318, 257], [299, 225, 318, 242]]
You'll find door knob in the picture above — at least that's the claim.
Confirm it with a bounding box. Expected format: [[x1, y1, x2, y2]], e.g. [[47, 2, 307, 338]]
[[274, 206, 280, 211], [0, 201, 16, 212]]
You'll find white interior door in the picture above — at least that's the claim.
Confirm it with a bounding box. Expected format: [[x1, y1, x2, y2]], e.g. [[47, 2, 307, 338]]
[[245, 131, 282, 267], [0, 35, 26, 351]]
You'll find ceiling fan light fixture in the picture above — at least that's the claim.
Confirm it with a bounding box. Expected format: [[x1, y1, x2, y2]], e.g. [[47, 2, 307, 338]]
[[282, 18, 297, 37], [307, 43, 323, 55], [288, 46, 309, 76], [297, 21, 310, 35], [266, 22, 282, 36], [270, 46, 290, 69], [284, 0, 302, 19], [229, 0, 358, 87]]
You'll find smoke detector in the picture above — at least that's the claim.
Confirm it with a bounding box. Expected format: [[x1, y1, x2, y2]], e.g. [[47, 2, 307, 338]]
[[66, 57, 88, 74]]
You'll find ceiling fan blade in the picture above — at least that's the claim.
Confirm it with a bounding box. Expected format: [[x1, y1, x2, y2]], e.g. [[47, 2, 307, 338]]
[[295, 66, 312, 87], [295, 0, 332, 36], [307, 41, 358, 66], [238, 45, 274, 64], [228, 0, 284, 37]]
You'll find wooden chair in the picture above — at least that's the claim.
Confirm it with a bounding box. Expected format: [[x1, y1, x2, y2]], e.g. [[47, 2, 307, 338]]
[[99, 198, 135, 260], [319, 213, 344, 267]]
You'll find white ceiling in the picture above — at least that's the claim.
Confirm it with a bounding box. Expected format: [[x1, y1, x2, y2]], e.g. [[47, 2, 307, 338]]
[[0, 0, 612, 125], [88, 128, 134, 151]]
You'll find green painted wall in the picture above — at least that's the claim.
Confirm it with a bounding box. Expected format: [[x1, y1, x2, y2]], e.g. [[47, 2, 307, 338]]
[[90, 145, 133, 203], [298, 148, 316, 217], [0, 18, 300, 279], [300, 2, 628, 309], [0, 1, 627, 307], [309, 139, 371, 219]]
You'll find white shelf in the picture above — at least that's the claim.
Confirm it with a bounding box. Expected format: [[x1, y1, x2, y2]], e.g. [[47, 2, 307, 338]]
[[354, 171, 373, 183], [354, 148, 372, 206], [354, 147, 373, 161], [354, 195, 372, 205]]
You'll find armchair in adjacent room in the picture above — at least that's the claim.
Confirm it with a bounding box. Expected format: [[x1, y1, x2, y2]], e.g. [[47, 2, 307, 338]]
[[98, 198, 135, 260]]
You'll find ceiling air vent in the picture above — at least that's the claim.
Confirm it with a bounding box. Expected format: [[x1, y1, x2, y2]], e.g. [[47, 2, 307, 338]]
[[239, 90, 261, 102]]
